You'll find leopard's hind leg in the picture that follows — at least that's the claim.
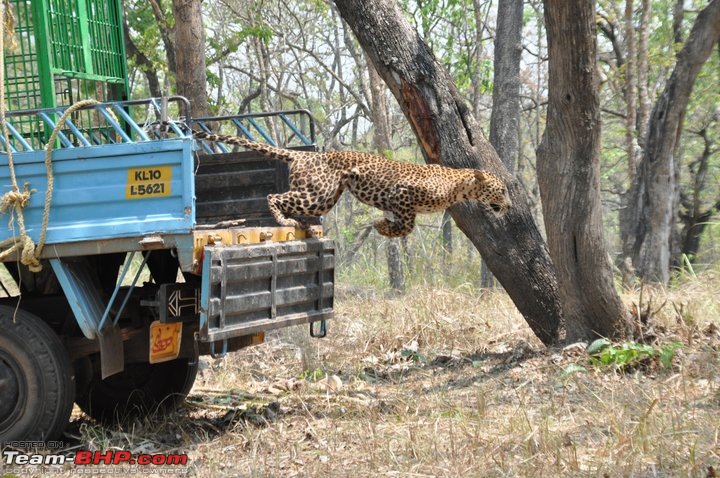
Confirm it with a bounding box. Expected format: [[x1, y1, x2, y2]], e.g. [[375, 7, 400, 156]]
[[267, 170, 350, 232], [373, 209, 417, 237]]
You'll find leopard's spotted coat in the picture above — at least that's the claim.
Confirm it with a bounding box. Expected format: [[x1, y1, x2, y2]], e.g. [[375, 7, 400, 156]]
[[194, 132, 511, 237]]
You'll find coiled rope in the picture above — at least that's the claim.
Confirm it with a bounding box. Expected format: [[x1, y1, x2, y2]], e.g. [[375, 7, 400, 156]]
[[0, 3, 100, 271]]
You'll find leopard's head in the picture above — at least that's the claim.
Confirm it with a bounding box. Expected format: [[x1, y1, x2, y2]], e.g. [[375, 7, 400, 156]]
[[468, 170, 511, 217]]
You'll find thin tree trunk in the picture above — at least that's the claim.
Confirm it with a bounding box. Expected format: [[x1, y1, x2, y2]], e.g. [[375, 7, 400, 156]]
[[333, 0, 562, 345], [172, 0, 208, 117], [622, 0, 720, 284], [368, 58, 405, 292], [679, 128, 719, 261], [673, 0, 685, 45], [636, 0, 651, 148], [149, 0, 177, 76], [441, 210, 452, 266], [482, 0, 523, 288], [537, 0, 631, 340], [123, 16, 161, 98], [624, 0, 638, 180]]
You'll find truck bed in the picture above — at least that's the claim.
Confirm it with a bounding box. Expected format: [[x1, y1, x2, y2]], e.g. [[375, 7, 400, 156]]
[[0, 99, 319, 264]]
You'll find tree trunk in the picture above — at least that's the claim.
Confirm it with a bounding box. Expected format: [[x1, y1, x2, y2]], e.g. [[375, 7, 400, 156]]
[[679, 128, 719, 262], [489, 0, 523, 173], [172, 0, 209, 117], [368, 58, 405, 292], [333, 0, 562, 345], [621, 0, 720, 284], [537, 0, 631, 340], [636, 0, 651, 149], [624, 0, 639, 179], [148, 0, 177, 77], [441, 210, 452, 266], [481, 0, 524, 288]]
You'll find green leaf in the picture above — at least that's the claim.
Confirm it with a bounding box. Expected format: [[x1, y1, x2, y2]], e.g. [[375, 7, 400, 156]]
[[587, 338, 612, 355], [561, 364, 587, 375]]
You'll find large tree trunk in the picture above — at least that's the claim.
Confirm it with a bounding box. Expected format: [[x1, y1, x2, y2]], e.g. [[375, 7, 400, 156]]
[[172, 0, 209, 117], [481, 0, 524, 288], [621, 0, 720, 284], [537, 0, 631, 340], [333, 0, 562, 345]]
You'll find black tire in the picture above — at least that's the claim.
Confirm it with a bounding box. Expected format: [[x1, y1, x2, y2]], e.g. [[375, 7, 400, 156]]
[[0, 306, 75, 443], [75, 355, 198, 423]]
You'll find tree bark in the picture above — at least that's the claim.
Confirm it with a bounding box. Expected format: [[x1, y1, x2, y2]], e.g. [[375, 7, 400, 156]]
[[481, 0, 524, 288], [172, 0, 209, 117], [537, 0, 631, 340], [621, 0, 720, 284], [489, 0, 523, 174], [636, 0, 651, 149], [333, 0, 562, 345], [679, 127, 719, 261], [624, 0, 639, 180]]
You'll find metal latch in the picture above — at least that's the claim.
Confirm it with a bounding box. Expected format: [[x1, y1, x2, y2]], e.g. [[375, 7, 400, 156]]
[[310, 319, 327, 338]]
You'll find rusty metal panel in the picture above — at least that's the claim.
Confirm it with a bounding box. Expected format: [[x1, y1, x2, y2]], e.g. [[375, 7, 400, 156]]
[[199, 239, 334, 342], [194, 146, 317, 227]]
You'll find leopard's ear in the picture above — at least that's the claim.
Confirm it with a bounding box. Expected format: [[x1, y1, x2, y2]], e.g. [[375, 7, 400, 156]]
[[474, 170, 491, 185]]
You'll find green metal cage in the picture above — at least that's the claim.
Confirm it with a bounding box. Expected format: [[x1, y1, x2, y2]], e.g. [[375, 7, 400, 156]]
[[3, 0, 129, 147]]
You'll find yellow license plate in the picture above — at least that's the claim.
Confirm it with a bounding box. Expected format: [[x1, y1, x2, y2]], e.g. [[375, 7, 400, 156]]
[[149, 321, 182, 364], [126, 165, 172, 199]]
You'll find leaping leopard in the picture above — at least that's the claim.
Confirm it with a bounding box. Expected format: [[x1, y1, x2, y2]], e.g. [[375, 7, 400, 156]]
[[193, 131, 511, 237]]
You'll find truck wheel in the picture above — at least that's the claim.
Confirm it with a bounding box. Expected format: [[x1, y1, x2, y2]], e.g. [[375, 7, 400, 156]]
[[75, 356, 198, 423], [0, 306, 75, 442]]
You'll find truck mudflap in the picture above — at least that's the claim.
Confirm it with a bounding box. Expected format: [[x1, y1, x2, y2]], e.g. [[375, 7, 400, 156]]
[[199, 239, 334, 342]]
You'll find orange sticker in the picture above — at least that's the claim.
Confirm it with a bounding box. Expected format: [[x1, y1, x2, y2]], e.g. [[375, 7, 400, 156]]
[[149, 320, 182, 364]]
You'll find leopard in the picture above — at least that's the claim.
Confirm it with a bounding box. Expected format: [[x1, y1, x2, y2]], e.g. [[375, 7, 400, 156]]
[[193, 131, 511, 237]]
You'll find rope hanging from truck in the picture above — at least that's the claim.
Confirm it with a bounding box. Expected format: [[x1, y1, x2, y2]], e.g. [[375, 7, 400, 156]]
[[0, 5, 100, 271]]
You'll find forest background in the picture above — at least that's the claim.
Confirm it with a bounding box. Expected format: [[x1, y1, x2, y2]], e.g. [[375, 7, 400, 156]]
[[123, 0, 719, 296]]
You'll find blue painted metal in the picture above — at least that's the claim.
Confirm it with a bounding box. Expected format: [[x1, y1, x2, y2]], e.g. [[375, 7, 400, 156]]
[[0, 139, 196, 245], [98, 251, 150, 330], [2, 99, 331, 367], [37, 112, 74, 147], [98, 251, 136, 331], [209, 339, 228, 359], [4, 122, 32, 151], [279, 114, 311, 145], [50, 258, 104, 340], [230, 118, 256, 141], [245, 117, 277, 146], [111, 105, 150, 141], [61, 118, 94, 147], [192, 109, 316, 148], [111, 251, 150, 326], [198, 248, 212, 340]]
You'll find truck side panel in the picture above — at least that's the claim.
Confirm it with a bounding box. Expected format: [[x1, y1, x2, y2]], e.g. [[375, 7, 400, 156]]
[[0, 139, 195, 246]]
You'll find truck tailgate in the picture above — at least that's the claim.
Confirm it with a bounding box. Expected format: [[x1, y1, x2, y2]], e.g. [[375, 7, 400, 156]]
[[199, 239, 334, 342]]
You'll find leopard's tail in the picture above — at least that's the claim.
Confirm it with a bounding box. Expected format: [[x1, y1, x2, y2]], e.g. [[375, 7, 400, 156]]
[[192, 131, 297, 163]]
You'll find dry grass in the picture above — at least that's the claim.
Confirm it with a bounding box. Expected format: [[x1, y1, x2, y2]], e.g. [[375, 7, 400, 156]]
[[51, 270, 720, 477]]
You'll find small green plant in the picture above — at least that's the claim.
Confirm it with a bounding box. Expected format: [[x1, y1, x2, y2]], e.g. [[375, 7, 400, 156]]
[[299, 368, 326, 381], [587, 339, 682, 371], [399, 347, 425, 363]]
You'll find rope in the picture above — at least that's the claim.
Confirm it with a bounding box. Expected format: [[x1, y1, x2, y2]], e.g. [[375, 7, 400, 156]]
[[1, 5, 100, 271]]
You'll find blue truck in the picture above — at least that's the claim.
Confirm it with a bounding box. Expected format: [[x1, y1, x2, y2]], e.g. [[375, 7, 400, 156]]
[[0, 0, 334, 441]]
